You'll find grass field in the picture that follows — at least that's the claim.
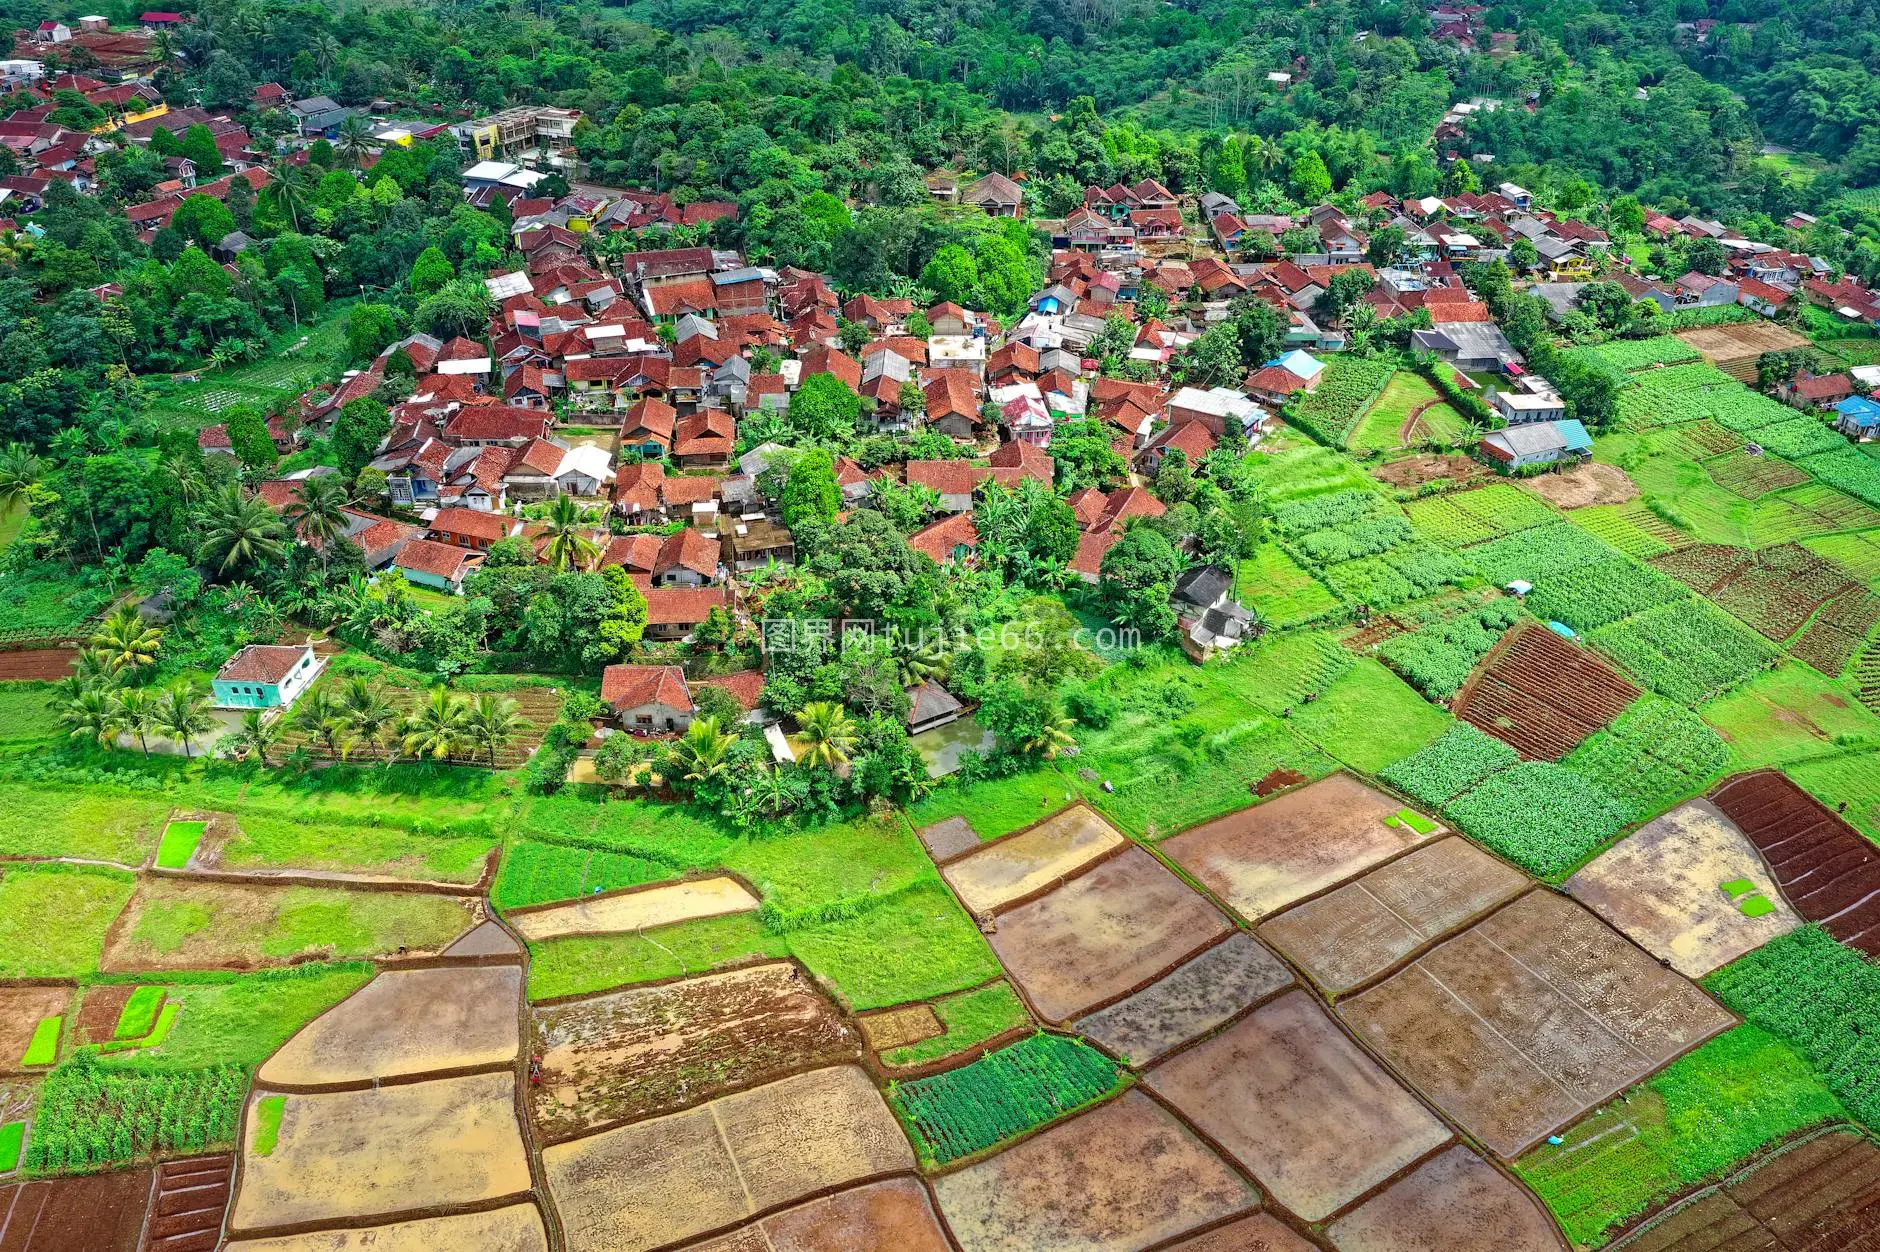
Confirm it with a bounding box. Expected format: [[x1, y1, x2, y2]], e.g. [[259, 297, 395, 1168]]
[[1236, 545, 1338, 627], [1349, 372, 1441, 454], [1286, 657, 1452, 773], [882, 981, 1031, 1067], [0, 684, 59, 750], [1805, 530, 1880, 587], [1699, 664, 1880, 769], [92, 964, 374, 1071], [139, 301, 356, 429], [1243, 444, 1381, 502], [907, 769, 1075, 841], [0, 783, 171, 864], [214, 813, 497, 884], [0, 865, 136, 978], [1786, 751, 1880, 844]]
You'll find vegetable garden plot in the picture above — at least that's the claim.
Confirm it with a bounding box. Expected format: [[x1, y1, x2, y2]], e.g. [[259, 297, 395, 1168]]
[[142, 1155, 234, 1252], [1443, 761, 1633, 879], [1461, 522, 1615, 585], [1755, 417, 1846, 460], [1651, 542, 1752, 592], [1706, 543, 1856, 642], [1286, 356, 1396, 448], [1454, 624, 1640, 761], [1326, 1145, 1565, 1252], [1562, 696, 1728, 820], [1144, 990, 1450, 1222], [0, 1167, 152, 1252], [27, 1060, 247, 1175], [1340, 891, 1736, 1159], [1072, 932, 1293, 1068], [1405, 495, 1500, 546], [1379, 722, 1519, 808], [1806, 530, 1880, 585], [1781, 480, 1880, 532], [930, 1091, 1257, 1252], [1708, 771, 1880, 956], [258, 965, 521, 1086], [1705, 449, 1810, 499], [1791, 587, 1880, 676], [1377, 601, 1521, 702], [1451, 482, 1559, 532], [888, 1033, 1123, 1166], [1565, 800, 1801, 977], [1524, 557, 1691, 634], [1591, 600, 1779, 705], [1798, 447, 1880, 510], [1570, 501, 1686, 559], [1582, 336, 1704, 372], [1665, 417, 1746, 461], [1617, 363, 1740, 429]]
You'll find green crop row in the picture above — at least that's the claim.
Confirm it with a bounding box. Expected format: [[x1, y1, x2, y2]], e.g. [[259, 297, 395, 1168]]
[[24, 1056, 247, 1175], [1524, 557, 1691, 634], [1562, 696, 1728, 820], [1378, 602, 1521, 702], [1442, 761, 1633, 880], [888, 1033, 1123, 1166], [1286, 356, 1397, 448], [491, 839, 675, 912], [1590, 600, 1779, 705], [1378, 723, 1519, 808]]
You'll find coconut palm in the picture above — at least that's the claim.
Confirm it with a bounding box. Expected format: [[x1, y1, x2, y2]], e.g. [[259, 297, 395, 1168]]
[[540, 494, 600, 572], [335, 114, 371, 168], [1023, 708, 1077, 760], [0, 443, 43, 517], [337, 677, 399, 761], [60, 687, 122, 749], [464, 693, 529, 769], [154, 683, 216, 759], [88, 606, 164, 675], [224, 708, 284, 765], [285, 473, 352, 554], [196, 485, 288, 574], [261, 161, 311, 232], [667, 716, 734, 789], [794, 701, 858, 770], [402, 686, 471, 762], [889, 634, 952, 687], [115, 685, 157, 757], [290, 684, 346, 758]]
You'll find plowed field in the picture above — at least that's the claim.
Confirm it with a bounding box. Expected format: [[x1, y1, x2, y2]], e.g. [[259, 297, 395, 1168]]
[[1710, 771, 1880, 955], [1455, 625, 1639, 760]]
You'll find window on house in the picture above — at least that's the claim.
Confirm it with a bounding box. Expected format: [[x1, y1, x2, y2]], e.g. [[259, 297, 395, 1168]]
[[635, 715, 652, 726]]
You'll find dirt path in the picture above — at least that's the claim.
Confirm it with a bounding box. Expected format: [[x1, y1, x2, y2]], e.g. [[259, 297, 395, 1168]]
[[1398, 398, 1443, 447]]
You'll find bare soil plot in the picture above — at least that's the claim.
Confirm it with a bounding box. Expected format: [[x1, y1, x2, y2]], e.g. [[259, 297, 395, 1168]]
[[1524, 461, 1641, 509], [932, 1090, 1258, 1252], [1259, 837, 1531, 995], [940, 805, 1125, 915], [509, 876, 758, 942], [1327, 1144, 1563, 1251], [857, 1003, 942, 1051], [1567, 799, 1801, 978], [142, 1154, 232, 1252], [1710, 770, 1880, 955], [258, 966, 521, 1086], [689, 1178, 952, 1252], [443, 919, 521, 957], [1072, 932, 1293, 1067], [1456, 625, 1640, 761], [224, 1204, 549, 1252], [528, 962, 859, 1142], [1162, 774, 1437, 923], [1371, 452, 1490, 491], [1144, 989, 1449, 1222], [72, 984, 133, 1048], [1162, 1214, 1320, 1251], [987, 846, 1231, 1023], [1615, 1129, 1880, 1251], [917, 817, 981, 864], [543, 1066, 911, 1252], [1341, 892, 1736, 1159], [231, 1072, 532, 1233], [1675, 321, 1808, 370], [0, 1167, 150, 1251], [0, 986, 68, 1070]]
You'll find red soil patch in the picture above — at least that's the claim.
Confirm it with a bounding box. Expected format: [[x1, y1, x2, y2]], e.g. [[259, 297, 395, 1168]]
[[0, 986, 68, 1072], [1254, 767, 1308, 797], [143, 1154, 232, 1252], [74, 984, 136, 1047], [0, 647, 78, 681], [1454, 623, 1639, 760], [1710, 771, 1880, 956], [0, 1168, 151, 1251]]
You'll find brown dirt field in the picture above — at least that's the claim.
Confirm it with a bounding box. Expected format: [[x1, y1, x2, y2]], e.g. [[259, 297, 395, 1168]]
[[858, 1003, 942, 1052], [0, 1167, 150, 1251], [543, 1066, 911, 1252], [1163, 1214, 1319, 1251], [1071, 932, 1293, 1068], [443, 919, 521, 957], [1521, 461, 1640, 510], [1710, 770, 1880, 956], [1370, 453, 1490, 491], [142, 1154, 232, 1252], [0, 647, 80, 681], [1258, 837, 1529, 996], [1340, 892, 1735, 1159], [529, 962, 859, 1142], [1675, 322, 1808, 366], [1144, 989, 1450, 1223], [223, 1204, 549, 1252], [690, 1179, 953, 1252], [72, 984, 135, 1049], [1618, 1129, 1880, 1252], [987, 846, 1231, 1023], [931, 1090, 1258, 1252], [940, 805, 1125, 916], [0, 986, 69, 1070], [258, 966, 521, 1086], [231, 1072, 532, 1232], [1161, 774, 1436, 923], [917, 817, 982, 864], [1455, 624, 1640, 761], [1326, 1144, 1564, 1251], [1566, 800, 1801, 978], [509, 876, 759, 942]]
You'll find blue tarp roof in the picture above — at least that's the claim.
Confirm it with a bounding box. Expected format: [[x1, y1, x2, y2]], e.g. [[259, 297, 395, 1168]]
[[1554, 419, 1593, 451]]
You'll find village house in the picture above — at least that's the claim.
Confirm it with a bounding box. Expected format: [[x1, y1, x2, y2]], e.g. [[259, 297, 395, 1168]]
[[211, 643, 321, 712], [1481, 420, 1593, 472], [601, 663, 695, 733], [393, 537, 480, 594]]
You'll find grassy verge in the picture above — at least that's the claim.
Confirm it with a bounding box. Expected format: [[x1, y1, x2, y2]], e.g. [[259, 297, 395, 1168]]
[[1285, 657, 1452, 773], [905, 768, 1074, 841], [92, 965, 372, 1071], [1700, 663, 1880, 770], [0, 865, 137, 978]]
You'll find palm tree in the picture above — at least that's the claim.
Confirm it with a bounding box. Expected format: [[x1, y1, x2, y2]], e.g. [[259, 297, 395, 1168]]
[[290, 685, 346, 758], [225, 708, 284, 765], [795, 701, 859, 770], [464, 693, 529, 768], [154, 683, 216, 759], [285, 474, 352, 554], [88, 606, 164, 675], [540, 495, 599, 572], [889, 634, 951, 687], [0, 443, 42, 518], [335, 114, 371, 168], [745, 766, 799, 819], [402, 686, 471, 762], [196, 485, 287, 574], [60, 687, 122, 749], [337, 677, 399, 761], [667, 716, 734, 789], [261, 161, 311, 233], [1023, 708, 1077, 760], [115, 685, 157, 757]]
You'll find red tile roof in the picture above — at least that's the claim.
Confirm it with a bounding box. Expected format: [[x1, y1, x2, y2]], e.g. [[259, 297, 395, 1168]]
[[905, 460, 983, 496], [909, 512, 979, 563], [429, 507, 510, 543], [695, 669, 765, 710], [657, 527, 721, 578], [642, 586, 728, 626], [216, 643, 309, 684], [601, 663, 693, 713], [395, 537, 473, 581]]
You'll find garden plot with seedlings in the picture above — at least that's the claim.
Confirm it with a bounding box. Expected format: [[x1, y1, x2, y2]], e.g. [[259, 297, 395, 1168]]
[[230, 1072, 533, 1233], [0, 1167, 152, 1251], [1258, 837, 1529, 997], [141, 1155, 234, 1252], [27, 1061, 247, 1174], [1563, 695, 1730, 821], [1144, 989, 1451, 1222], [875, 980, 1031, 1069], [0, 987, 67, 1072], [529, 961, 858, 1142], [224, 1205, 549, 1252], [1706, 449, 1810, 499], [1162, 773, 1441, 923], [1566, 800, 1801, 978], [507, 875, 758, 942], [105, 879, 476, 971], [931, 1089, 1258, 1252], [1325, 1144, 1565, 1252], [888, 1032, 1123, 1167], [687, 1178, 952, 1252], [938, 804, 1124, 915], [985, 846, 1232, 1023], [1073, 931, 1292, 1068], [1454, 624, 1641, 761], [1342, 891, 1736, 1159], [1570, 500, 1688, 559], [258, 965, 520, 1086], [541, 1066, 912, 1252], [1591, 598, 1780, 705], [1790, 585, 1880, 676], [1709, 770, 1880, 955], [1379, 721, 1519, 808]]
